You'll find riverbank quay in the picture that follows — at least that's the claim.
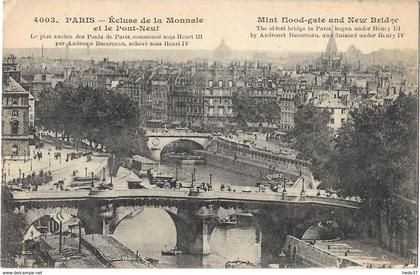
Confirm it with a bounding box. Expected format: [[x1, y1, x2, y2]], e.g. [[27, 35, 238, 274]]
[[284, 235, 410, 268], [314, 238, 411, 268], [81, 234, 154, 268], [196, 136, 315, 190], [38, 235, 104, 268]]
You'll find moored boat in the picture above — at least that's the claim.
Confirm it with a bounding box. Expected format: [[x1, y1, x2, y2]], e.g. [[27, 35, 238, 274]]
[[218, 215, 238, 226], [161, 248, 183, 256], [225, 260, 260, 268]]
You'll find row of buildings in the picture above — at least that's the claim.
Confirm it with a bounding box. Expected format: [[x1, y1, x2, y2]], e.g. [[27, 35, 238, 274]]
[[2, 37, 417, 159], [114, 36, 416, 131]]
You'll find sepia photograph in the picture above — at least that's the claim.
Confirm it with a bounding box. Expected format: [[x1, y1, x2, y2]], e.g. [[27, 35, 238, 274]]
[[1, 0, 418, 270]]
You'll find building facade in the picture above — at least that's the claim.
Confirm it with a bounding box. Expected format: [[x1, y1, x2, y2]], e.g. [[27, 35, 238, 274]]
[[2, 55, 31, 159]]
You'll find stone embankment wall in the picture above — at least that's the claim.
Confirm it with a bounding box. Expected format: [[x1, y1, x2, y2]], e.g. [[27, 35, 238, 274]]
[[283, 235, 360, 268], [197, 150, 278, 179], [197, 137, 313, 187]]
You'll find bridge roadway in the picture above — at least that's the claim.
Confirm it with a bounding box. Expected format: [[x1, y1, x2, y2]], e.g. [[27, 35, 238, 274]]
[[12, 189, 359, 209]]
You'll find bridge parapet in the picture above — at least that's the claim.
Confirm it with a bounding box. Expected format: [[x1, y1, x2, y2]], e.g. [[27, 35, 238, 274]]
[[145, 130, 212, 138], [11, 189, 360, 210]]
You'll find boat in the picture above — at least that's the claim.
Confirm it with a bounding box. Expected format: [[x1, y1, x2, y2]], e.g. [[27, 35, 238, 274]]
[[163, 152, 206, 164], [225, 260, 260, 268], [128, 180, 145, 189], [161, 248, 183, 256], [151, 173, 175, 186], [218, 215, 238, 226], [144, 257, 159, 266]]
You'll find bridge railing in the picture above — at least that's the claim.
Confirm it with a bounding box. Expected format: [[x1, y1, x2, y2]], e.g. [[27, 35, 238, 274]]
[[145, 130, 212, 137], [12, 188, 360, 209]]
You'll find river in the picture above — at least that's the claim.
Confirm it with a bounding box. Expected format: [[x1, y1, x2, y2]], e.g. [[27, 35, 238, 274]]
[[113, 162, 263, 268]]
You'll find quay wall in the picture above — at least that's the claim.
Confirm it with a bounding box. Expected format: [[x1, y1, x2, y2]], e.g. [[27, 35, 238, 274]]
[[81, 236, 114, 268], [197, 137, 314, 187], [197, 150, 289, 179], [283, 235, 360, 268]]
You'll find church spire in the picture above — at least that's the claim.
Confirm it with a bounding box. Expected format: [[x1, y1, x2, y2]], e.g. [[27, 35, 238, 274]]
[[324, 32, 337, 58]]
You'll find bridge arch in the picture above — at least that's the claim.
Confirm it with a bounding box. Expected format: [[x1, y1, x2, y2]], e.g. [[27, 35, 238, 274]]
[[147, 135, 211, 161], [22, 207, 88, 239], [160, 139, 205, 161], [109, 205, 179, 235]]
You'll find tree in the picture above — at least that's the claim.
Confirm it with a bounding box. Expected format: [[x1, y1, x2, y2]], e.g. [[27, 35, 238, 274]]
[[232, 93, 258, 126], [287, 103, 334, 181], [232, 93, 281, 129], [1, 186, 26, 267], [260, 101, 282, 130], [37, 84, 149, 175], [332, 93, 418, 219], [100, 91, 149, 175]]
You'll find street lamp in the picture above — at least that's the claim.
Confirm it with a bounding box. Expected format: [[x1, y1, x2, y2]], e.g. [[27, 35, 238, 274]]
[[191, 172, 194, 187], [85, 167, 88, 178], [8, 163, 10, 176], [175, 165, 179, 181], [102, 167, 106, 182], [209, 172, 213, 187], [19, 168, 22, 179], [282, 177, 287, 195], [91, 172, 94, 187], [193, 167, 196, 182], [48, 152, 51, 167], [300, 176, 306, 196], [2, 159, 5, 184], [78, 221, 82, 253]]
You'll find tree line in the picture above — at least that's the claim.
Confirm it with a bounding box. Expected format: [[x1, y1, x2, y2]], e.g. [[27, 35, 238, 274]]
[[37, 83, 149, 175], [288, 93, 417, 224]]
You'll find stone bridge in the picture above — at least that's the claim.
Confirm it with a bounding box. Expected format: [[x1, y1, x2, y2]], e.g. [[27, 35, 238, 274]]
[[145, 131, 212, 161], [12, 189, 361, 265]]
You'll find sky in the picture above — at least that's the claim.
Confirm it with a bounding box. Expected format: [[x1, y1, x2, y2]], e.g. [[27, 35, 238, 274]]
[[3, 0, 419, 53]]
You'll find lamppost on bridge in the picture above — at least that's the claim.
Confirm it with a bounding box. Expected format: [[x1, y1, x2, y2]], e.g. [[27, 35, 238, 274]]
[[8, 163, 10, 177], [59, 220, 63, 254], [282, 177, 287, 196], [193, 167, 196, 182], [209, 172, 212, 188], [175, 165, 179, 181], [30, 157, 32, 171], [19, 168, 22, 179], [300, 174, 306, 196], [78, 221, 82, 253], [191, 172, 194, 187], [102, 167, 106, 182], [1, 159, 6, 184], [2, 159, 5, 184], [85, 167, 88, 178], [48, 151, 51, 167], [91, 172, 95, 188]]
